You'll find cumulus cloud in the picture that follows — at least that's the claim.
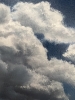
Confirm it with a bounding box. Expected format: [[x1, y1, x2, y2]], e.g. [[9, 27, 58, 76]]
[[0, 1, 75, 100], [12, 1, 75, 43]]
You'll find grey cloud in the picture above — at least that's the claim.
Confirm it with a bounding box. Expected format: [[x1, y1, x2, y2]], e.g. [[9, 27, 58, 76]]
[[0, 2, 75, 100], [0, 4, 10, 24]]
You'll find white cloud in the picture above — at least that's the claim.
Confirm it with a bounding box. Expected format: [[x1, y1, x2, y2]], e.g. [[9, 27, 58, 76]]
[[1, 2, 75, 100], [34, 58, 75, 86], [63, 44, 75, 62], [12, 1, 75, 43]]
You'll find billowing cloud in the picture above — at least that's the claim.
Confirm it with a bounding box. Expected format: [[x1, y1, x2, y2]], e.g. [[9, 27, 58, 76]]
[[0, 1, 75, 100], [12, 1, 75, 43]]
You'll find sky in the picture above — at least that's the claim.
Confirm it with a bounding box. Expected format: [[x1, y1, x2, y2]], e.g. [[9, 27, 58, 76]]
[[0, 0, 75, 100]]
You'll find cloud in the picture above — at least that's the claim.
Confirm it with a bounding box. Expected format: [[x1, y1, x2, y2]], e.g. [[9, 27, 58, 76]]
[[0, 1, 75, 100], [0, 4, 11, 24], [12, 1, 75, 43], [63, 44, 75, 63]]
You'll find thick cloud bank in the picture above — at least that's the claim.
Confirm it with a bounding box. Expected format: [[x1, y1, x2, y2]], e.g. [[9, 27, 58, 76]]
[[0, 1, 75, 100]]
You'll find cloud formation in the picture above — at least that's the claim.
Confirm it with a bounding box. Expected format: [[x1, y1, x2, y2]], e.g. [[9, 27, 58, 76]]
[[12, 1, 75, 43], [0, 1, 75, 100]]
